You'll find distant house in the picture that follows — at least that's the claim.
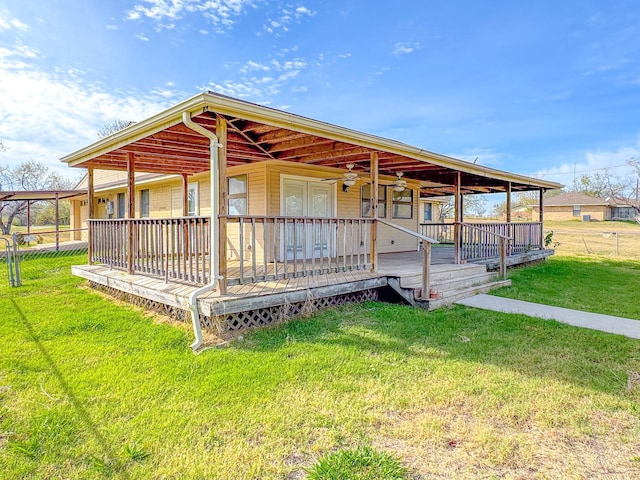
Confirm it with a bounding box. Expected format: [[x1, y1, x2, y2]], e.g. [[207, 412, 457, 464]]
[[532, 191, 638, 221], [608, 196, 639, 221]]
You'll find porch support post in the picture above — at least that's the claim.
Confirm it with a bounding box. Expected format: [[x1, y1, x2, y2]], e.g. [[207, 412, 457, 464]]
[[454, 171, 462, 264], [127, 153, 135, 274], [539, 187, 545, 248], [217, 115, 228, 295], [421, 240, 431, 301], [370, 151, 378, 272], [55, 192, 60, 251], [27, 201, 31, 235], [182, 173, 189, 216], [87, 167, 94, 264], [506, 182, 512, 223]]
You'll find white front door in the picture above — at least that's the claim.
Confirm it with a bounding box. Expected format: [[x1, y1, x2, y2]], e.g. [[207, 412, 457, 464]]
[[282, 177, 335, 260]]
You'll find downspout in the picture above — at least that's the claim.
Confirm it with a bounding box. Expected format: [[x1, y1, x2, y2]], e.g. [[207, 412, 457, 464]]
[[182, 111, 223, 351]]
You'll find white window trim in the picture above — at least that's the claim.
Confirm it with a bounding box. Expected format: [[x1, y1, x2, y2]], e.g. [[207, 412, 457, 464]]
[[188, 182, 199, 216]]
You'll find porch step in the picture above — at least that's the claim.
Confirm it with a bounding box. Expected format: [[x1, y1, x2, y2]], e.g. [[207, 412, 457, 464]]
[[385, 263, 511, 310], [403, 271, 499, 297], [426, 279, 511, 310], [398, 263, 487, 288]]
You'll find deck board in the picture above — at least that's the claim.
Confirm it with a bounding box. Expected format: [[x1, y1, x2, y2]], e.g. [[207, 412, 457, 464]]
[[72, 248, 553, 318]]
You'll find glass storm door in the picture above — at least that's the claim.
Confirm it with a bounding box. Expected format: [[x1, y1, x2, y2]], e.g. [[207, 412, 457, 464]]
[[282, 178, 334, 260]]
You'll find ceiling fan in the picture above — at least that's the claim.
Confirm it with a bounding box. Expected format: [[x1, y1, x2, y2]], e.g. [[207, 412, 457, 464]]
[[321, 163, 361, 190], [322, 164, 408, 193], [391, 172, 407, 192]]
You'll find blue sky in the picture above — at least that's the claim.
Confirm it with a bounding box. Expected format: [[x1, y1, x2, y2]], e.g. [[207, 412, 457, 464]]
[[1, 0, 640, 190]]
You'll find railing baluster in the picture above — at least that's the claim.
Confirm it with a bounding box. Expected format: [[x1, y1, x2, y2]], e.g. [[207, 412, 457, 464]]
[[239, 217, 245, 284], [262, 217, 267, 281], [273, 217, 279, 279], [251, 217, 257, 283]]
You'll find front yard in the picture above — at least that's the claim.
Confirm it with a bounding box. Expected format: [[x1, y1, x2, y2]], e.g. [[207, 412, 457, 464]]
[[1, 254, 639, 479]]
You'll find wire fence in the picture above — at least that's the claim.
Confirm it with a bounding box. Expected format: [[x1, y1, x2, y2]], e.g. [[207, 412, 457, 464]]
[[550, 229, 640, 259], [0, 228, 88, 287]]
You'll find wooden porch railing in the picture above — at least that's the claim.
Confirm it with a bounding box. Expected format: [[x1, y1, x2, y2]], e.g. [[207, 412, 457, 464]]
[[379, 219, 438, 300], [223, 215, 374, 285], [459, 223, 514, 279], [88, 217, 542, 288], [460, 222, 542, 259], [419, 222, 455, 244], [89, 217, 210, 284]]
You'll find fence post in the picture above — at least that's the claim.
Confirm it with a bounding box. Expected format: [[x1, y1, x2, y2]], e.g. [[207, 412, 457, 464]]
[[10, 233, 21, 287]]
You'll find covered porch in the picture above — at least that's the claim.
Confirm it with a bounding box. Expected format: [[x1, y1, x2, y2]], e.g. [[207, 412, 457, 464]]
[[61, 92, 560, 328]]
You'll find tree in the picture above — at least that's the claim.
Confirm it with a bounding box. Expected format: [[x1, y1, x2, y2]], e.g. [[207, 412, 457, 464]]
[[0, 160, 74, 234], [627, 158, 640, 214], [437, 194, 487, 220], [98, 120, 134, 138], [571, 159, 640, 216]]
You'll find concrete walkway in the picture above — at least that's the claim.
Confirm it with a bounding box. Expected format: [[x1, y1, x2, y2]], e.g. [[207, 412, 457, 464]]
[[456, 294, 640, 340]]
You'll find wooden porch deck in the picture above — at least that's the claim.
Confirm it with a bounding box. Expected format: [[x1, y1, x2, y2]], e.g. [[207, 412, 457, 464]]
[[72, 248, 553, 332], [72, 250, 453, 317]]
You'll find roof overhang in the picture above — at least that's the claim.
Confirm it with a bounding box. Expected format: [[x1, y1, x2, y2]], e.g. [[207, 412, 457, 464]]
[[0, 190, 87, 202], [60, 92, 563, 196]]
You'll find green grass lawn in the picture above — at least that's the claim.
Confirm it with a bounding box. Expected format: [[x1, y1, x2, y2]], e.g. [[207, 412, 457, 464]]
[[496, 256, 640, 320], [1, 255, 640, 479]]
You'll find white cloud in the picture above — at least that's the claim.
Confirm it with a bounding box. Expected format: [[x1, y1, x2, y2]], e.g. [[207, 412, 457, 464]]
[[261, 4, 317, 36], [202, 56, 311, 102], [125, 0, 258, 32], [106, 24, 118, 30], [295, 6, 316, 17], [534, 138, 640, 188], [0, 40, 182, 178], [136, 33, 149, 41], [239, 60, 270, 74], [0, 16, 29, 31], [199, 29, 209, 35], [125, 11, 141, 21], [393, 41, 420, 55]]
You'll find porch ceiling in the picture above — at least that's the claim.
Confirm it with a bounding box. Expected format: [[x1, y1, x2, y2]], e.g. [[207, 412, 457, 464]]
[[62, 92, 562, 196]]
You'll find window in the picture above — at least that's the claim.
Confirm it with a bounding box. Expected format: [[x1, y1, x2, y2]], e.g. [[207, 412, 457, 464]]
[[228, 175, 247, 215], [392, 188, 413, 219], [572, 205, 580, 217], [423, 202, 432, 222], [140, 189, 150, 217], [187, 183, 199, 216], [361, 184, 387, 218], [117, 193, 125, 218]]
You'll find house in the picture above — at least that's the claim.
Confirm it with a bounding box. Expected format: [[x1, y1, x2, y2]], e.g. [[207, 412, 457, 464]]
[[532, 191, 638, 221], [608, 196, 639, 221], [60, 92, 561, 345]]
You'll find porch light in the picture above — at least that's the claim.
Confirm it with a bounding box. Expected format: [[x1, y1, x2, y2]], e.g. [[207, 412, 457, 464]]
[[393, 184, 405, 192]]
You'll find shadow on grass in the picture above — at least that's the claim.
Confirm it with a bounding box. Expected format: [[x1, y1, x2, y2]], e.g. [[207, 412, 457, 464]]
[[9, 298, 130, 478], [232, 300, 640, 397]]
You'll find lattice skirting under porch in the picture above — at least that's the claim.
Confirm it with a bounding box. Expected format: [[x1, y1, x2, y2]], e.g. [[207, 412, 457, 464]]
[[88, 281, 378, 336]]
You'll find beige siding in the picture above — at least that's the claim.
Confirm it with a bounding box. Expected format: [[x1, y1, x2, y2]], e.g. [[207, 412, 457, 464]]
[[377, 188, 420, 253]]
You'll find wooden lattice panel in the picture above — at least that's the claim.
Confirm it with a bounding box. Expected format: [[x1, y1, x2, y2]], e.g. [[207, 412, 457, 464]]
[[88, 281, 378, 336], [221, 289, 379, 332]]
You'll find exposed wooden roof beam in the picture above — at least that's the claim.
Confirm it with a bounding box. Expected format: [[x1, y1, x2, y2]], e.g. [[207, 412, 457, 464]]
[[226, 117, 277, 160]]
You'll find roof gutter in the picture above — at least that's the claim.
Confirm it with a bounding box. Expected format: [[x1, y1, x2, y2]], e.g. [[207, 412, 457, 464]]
[[182, 111, 223, 352]]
